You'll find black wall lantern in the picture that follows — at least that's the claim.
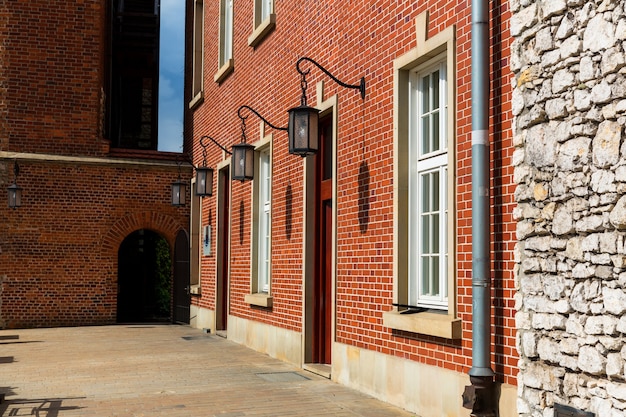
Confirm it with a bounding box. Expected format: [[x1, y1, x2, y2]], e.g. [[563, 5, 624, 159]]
[[236, 105, 287, 181], [196, 135, 230, 196], [287, 57, 366, 157], [171, 156, 187, 206], [7, 160, 22, 209]]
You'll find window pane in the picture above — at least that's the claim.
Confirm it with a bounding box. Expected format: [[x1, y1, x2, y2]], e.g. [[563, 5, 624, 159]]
[[432, 171, 439, 211], [421, 256, 430, 296], [433, 70, 440, 109], [421, 214, 430, 253], [432, 213, 439, 252], [432, 111, 440, 152], [261, 0, 271, 21], [432, 256, 440, 297], [421, 75, 430, 113], [421, 173, 430, 212], [421, 116, 430, 156]]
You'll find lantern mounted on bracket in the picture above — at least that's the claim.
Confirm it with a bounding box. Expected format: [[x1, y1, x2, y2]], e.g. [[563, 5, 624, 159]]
[[7, 160, 22, 209], [287, 56, 366, 157], [236, 105, 288, 181], [171, 155, 187, 207], [196, 135, 233, 196]]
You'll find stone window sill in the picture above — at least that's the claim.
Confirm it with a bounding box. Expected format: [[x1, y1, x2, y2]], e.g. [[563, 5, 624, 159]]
[[248, 14, 276, 48], [214, 59, 234, 84], [188, 92, 204, 110], [244, 293, 273, 308], [382, 309, 461, 339]]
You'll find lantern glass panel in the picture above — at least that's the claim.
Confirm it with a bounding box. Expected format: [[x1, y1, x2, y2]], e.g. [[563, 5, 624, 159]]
[[288, 105, 319, 156], [196, 167, 214, 196], [8, 184, 21, 208], [232, 143, 255, 181], [171, 181, 186, 206]]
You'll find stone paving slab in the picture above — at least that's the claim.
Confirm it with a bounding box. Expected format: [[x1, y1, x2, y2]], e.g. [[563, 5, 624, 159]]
[[0, 324, 415, 416]]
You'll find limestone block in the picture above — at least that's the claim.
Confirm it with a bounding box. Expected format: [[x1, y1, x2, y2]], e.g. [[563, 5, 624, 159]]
[[616, 18, 626, 40], [553, 204, 575, 235], [578, 345, 607, 374], [574, 88, 592, 111], [579, 56, 596, 82], [527, 236, 553, 252], [517, 311, 532, 330], [615, 166, 626, 182], [566, 315, 586, 337], [601, 47, 626, 75], [560, 336, 581, 354], [556, 13, 575, 39], [598, 335, 622, 350], [521, 331, 539, 357], [541, 0, 567, 19], [510, 3, 538, 37], [521, 273, 544, 293], [535, 26, 554, 51], [591, 170, 617, 193], [533, 312, 566, 330], [582, 234, 600, 252], [553, 68, 576, 93], [611, 255, 626, 268], [593, 120, 621, 168], [590, 253, 612, 265], [546, 97, 569, 119], [603, 287, 626, 315], [583, 14, 616, 53], [591, 81, 613, 104], [610, 196, 626, 229], [558, 137, 591, 171], [572, 262, 595, 278], [599, 232, 619, 254], [543, 49, 562, 68], [607, 383, 626, 401], [518, 220, 537, 240], [560, 35, 582, 59], [538, 337, 563, 363], [585, 315, 617, 335]]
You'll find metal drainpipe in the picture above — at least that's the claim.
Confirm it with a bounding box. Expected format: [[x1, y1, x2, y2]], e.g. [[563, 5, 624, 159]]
[[462, 0, 496, 415]]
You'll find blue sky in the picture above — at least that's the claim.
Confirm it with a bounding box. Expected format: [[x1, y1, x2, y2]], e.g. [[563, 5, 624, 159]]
[[158, 0, 186, 152]]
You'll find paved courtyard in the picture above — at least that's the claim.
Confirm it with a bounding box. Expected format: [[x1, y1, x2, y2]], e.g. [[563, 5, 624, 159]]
[[0, 324, 415, 416]]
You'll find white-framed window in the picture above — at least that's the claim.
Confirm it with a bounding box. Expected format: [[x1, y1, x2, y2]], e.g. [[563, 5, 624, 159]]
[[248, 0, 275, 47], [190, 0, 204, 104], [383, 11, 460, 339], [215, 0, 234, 83], [220, 0, 233, 65], [245, 142, 273, 308], [256, 148, 271, 293], [408, 59, 448, 309]]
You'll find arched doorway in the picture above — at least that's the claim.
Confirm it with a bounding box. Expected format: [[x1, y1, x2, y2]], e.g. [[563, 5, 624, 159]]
[[117, 229, 171, 323]]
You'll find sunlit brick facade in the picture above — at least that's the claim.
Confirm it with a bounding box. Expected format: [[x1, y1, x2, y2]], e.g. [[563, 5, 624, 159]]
[[186, 1, 517, 415]]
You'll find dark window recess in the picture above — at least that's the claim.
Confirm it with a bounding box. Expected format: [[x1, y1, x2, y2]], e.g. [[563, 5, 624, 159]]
[[109, 0, 160, 150], [554, 404, 594, 417]]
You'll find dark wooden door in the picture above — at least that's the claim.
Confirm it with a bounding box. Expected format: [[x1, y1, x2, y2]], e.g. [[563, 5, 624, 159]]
[[173, 230, 190, 324], [216, 167, 230, 331], [312, 116, 333, 364]]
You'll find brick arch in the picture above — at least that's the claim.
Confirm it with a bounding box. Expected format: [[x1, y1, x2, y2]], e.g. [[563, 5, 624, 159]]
[[102, 211, 185, 259]]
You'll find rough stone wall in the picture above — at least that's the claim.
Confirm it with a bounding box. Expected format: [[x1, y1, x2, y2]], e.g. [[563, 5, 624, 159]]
[[512, 0, 626, 415]]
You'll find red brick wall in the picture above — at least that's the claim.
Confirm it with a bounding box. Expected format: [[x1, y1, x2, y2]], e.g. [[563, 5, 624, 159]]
[[0, 160, 191, 329], [0, 0, 191, 328], [190, 0, 517, 385], [1, 0, 107, 156]]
